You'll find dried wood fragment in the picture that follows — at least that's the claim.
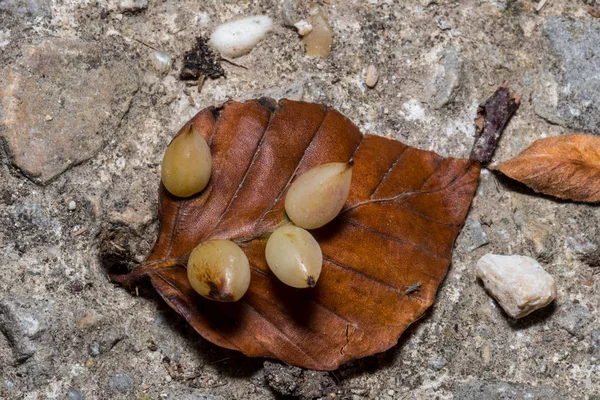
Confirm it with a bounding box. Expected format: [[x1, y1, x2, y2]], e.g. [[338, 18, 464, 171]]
[[470, 82, 521, 166]]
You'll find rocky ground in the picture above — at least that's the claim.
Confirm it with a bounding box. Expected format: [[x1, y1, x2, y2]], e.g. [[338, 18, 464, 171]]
[[1, 0, 599, 399]]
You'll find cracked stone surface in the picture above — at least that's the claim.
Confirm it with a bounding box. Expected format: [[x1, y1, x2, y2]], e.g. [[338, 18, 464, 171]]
[[535, 17, 600, 134], [0, 38, 138, 184], [0, 1, 599, 399], [0, 299, 46, 363], [454, 381, 563, 399]]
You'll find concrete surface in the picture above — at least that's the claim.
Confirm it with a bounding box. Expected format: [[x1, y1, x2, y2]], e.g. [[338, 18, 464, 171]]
[[0, 0, 599, 399]]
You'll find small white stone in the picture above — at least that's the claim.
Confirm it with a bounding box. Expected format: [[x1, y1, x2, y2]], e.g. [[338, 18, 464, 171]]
[[209, 15, 273, 58], [476, 254, 556, 319], [365, 64, 379, 88], [68, 200, 77, 211], [45, 115, 53, 121], [294, 20, 313, 36], [118, 0, 148, 12], [150, 51, 171, 73]]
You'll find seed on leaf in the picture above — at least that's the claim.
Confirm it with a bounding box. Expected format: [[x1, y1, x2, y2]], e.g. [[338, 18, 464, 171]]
[[187, 239, 250, 302], [285, 162, 353, 229], [161, 126, 212, 197], [265, 225, 323, 288]]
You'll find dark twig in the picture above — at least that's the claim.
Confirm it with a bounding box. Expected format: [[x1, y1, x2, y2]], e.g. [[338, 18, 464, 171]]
[[470, 81, 521, 166]]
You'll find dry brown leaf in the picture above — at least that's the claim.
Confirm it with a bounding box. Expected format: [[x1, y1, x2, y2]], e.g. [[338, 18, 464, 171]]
[[110, 98, 480, 370], [494, 134, 600, 203]]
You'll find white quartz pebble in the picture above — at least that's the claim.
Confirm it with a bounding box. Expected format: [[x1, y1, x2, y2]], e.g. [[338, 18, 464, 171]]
[[476, 254, 556, 319], [150, 51, 171, 73], [209, 15, 273, 58], [294, 20, 313, 36]]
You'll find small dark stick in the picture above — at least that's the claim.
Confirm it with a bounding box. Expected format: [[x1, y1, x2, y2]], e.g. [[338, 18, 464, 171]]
[[470, 81, 521, 166]]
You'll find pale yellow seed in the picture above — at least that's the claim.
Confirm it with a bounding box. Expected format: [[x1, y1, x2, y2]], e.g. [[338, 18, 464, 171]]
[[302, 3, 333, 57], [265, 225, 323, 288], [187, 239, 250, 302], [285, 162, 353, 229], [161, 126, 212, 197]]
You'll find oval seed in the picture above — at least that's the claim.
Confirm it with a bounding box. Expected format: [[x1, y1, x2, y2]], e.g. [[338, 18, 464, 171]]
[[265, 225, 323, 288], [187, 239, 250, 302], [161, 126, 212, 197], [285, 162, 353, 229]]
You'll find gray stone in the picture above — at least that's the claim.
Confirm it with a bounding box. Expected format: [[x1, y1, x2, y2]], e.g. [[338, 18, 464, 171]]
[[536, 17, 600, 134], [556, 303, 592, 339], [281, 0, 303, 28], [88, 330, 125, 357], [118, 0, 148, 12], [0, 299, 45, 363], [428, 357, 447, 370], [591, 329, 600, 356], [454, 381, 562, 399], [67, 389, 84, 400], [0, 38, 138, 184], [563, 210, 600, 267], [159, 384, 225, 400], [461, 218, 489, 252], [436, 19, 451, 30], [0, 0, 52, 18], [426, 47, 463, 109], [264, 361, 336, 400], [109, 373, 132, 392]]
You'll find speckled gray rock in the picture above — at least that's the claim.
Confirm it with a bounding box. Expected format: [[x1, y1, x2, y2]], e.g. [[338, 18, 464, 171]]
[[556, 303, 592, 339], [592, 329, 600, 356], [454, 381, 563, 399], [109, 373, 132, 392], [67, 389, 84, 400], [0, 38, 138, 184], [264, 361, 336, 400], [536, 17, 600, 134], [426, 46, 462, 109], [0, 299, 45, 363], [159, 384, 225, 400], [461, 217, 489, 252], [0, 0, 51, 18], [428, 357, 447, 371], [476, 254, 556, 319]]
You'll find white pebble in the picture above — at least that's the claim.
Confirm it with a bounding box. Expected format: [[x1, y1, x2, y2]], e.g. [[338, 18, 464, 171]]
[[294, 20, 313, 36], [476, 254, 556, 319], [150, 51, 171, 73], [119, 0, 148, 12], [68, 200, 77, 211], [209, 15, 273, 58], [365, 64, 379, 88]]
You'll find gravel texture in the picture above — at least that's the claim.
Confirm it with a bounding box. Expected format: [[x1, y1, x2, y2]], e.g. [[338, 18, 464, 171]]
[[0, 1, 599, 399]]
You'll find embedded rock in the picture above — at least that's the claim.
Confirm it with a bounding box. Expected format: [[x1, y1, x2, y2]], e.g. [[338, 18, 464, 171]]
[[455, 381, 563, 399], [536, 17, 600, 134], [0, 38, 139, 184], [0, 299, 46, 363], [426, 46, 463, 109]]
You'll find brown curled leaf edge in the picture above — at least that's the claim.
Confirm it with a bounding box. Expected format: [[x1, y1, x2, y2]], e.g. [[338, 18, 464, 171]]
[[494, 134, 600, 203], [110, 98, 481, 371]]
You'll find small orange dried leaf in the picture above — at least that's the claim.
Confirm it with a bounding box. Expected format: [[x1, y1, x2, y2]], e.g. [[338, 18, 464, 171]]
[[494, 134, 600, 203]]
